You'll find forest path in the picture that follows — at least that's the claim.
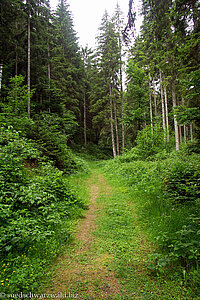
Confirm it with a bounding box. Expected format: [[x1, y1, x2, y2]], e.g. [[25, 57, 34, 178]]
[[46, 168, 121, 299], [45, 166, 181, 299]]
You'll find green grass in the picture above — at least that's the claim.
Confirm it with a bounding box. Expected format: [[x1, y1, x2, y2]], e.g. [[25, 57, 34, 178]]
[[94, 167, 189, 299], [102, 153, 200, 298]]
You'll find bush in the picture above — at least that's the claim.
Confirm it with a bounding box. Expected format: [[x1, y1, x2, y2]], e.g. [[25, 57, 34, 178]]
[[103, 151, 200, 291], [0, 127, 87, 293], [134, 124, 166, 159]]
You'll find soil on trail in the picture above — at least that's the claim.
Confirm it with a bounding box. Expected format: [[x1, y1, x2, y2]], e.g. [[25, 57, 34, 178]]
[[47, 172, 121, 299]]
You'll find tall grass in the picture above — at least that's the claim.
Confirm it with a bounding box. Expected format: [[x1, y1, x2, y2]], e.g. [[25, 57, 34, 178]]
[[103, 151, 200, 293]]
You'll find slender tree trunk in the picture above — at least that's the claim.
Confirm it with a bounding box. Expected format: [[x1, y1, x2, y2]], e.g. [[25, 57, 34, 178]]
[[113, 97, 120, 156], [190, 123, 193, 141], [186, 126, 189, 142], [0, 64, 3, 90], [109, 84, 116, 158], [184, 125, 187, 144], [153, 78, 157, 117], [149, 75, 153, 134], [179, 125, 183, 144], [27, 6, 31, 118], [172, 80, 179, 151], [84, 89, 87, 150], [47, 42, 51, 112], [160, 71, 166, 140], [15, 21, 18, 76], [120, 64, 125, 153], [15, 53, 18, 76], [164, 86, 169, 142]]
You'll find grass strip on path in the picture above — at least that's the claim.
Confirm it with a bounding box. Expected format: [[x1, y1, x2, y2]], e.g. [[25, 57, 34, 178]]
[[43, 164, 187, 299]]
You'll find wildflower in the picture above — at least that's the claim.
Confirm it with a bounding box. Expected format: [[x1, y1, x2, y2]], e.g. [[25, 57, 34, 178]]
[[153, 217, 155, 224], [13, 271, 15, 273]]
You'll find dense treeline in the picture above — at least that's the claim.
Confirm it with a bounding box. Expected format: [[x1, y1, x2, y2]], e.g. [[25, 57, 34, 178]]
[[0, 0, 199, 155]]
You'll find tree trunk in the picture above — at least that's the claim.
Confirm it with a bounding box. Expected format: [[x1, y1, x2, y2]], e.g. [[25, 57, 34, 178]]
[[160, 71, 166, 140], [120, 65, 125, 153], [149, 74, 153, 134], [109, 84, 116, 158], [179, 125, 183, 144], [84, 89, 87, 150], [164, 86, 169, 142], [190, 123, 193, 141], [153, 78, 157, 117], [119, 50, 125, 153], [113, 97, 120, 156], [184, 125, 187, 144], [15, 21, 18, 76], [48, 44, 51, 112], [0, 64, 3, 90], [172, 80, 179, 151], [27, 6, 31, 118]]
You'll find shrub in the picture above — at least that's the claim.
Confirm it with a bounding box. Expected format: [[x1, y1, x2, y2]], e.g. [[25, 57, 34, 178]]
[[0, 127, 87, 293], [103, 151, 200, 291]]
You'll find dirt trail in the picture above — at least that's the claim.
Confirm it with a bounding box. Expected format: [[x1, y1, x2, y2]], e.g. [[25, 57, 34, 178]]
[[46, 172, 121, 299]]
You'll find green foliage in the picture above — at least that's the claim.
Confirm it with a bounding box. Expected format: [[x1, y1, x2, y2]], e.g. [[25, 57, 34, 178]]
[[0, 76, 35, 135], [1, 75, 32, 116], [0, 126, 87, 293], [175, 106, 200, 126], [33, 112, 80, 173], [134, 124, 167, 159], [103, 151, 200, 293], [163, 154, 200, 203]]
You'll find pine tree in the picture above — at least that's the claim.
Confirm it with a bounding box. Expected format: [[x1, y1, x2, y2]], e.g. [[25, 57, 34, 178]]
[[51, 0, 82, 117], [96, 11, 121, 157]]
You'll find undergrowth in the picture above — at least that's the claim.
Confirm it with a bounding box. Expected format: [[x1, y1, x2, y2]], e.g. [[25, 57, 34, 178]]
[[103, 151, 200, 296], [0, 127, 89, 294]]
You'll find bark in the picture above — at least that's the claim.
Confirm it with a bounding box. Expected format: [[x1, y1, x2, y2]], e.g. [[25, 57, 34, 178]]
[[186, 126, 189, 142], [184, 125, 187, 144], [15, 21, 18, 76], [47, 44, 51, 113], [113, 97, 120, 156], [164, 86, 169, 142], [149, 74, 153, 134], [109, 84, 116, 158], [179, 125, 183, 144], [0, 64, 3, 90], [84, 89, 87, 150], [172, 80, 179, 151], [160, 71, 166, 140], [120, 63, 125, 153], [27, 6, 31, 118], [190, 123, 193, 141], [153, 78, 157, 117]]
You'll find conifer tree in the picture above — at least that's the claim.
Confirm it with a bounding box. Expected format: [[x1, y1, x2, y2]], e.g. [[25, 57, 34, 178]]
[[51, 0, 82, 117], [96, 11, 121, 157]]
